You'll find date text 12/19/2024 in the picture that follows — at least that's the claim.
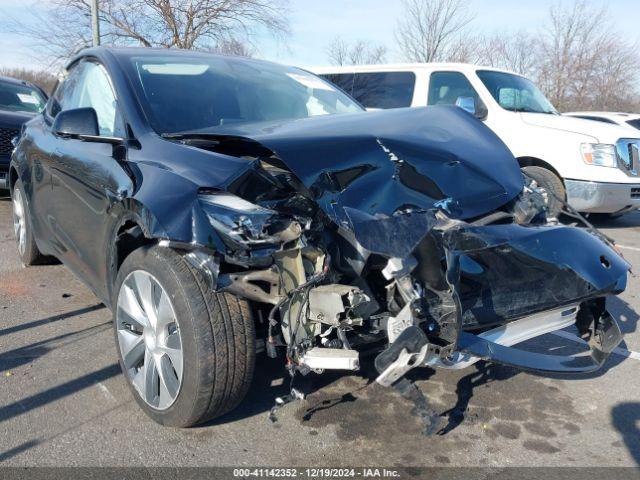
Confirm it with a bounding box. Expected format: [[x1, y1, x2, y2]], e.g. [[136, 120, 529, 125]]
[[233, 468, 401, 478]]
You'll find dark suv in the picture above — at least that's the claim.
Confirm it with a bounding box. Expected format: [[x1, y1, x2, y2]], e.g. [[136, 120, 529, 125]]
[[0, 76, 47, 189], [9, 47, 629, 429]]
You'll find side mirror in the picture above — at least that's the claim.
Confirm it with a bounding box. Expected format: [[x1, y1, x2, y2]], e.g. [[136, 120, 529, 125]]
[[52, 107, 123, 144], [455, 96, 488, 120], [53, 107, 99, 137], [455, 96, 476, 115]]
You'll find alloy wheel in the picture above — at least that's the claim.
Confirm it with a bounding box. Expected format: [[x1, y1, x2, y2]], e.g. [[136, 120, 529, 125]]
[[12, 188, 26, 257], [116, 270, 183, 410]]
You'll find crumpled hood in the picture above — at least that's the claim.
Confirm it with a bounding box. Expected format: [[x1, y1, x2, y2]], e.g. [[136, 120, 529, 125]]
[[207, 106, 524, 224], [521, 112, 632, 143]]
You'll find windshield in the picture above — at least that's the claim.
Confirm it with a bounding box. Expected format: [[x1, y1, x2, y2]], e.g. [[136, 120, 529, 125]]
[[126, 56, 364, 134], [476, 70, 557, 114], [627, 119, 640, 131], [0, 80, 46, 113]]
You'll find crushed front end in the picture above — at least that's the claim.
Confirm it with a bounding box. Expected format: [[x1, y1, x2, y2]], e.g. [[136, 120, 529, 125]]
[[164, 107, 630, 414]]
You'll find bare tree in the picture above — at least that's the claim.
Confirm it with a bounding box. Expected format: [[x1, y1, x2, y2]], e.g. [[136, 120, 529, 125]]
[[326, 37, 387, 66], [4, 0, 289, 64], [211, 38, 255, 57], [476, 31, 539, 77], [396, 0, 475, 62], [535, 0, 640, 111]]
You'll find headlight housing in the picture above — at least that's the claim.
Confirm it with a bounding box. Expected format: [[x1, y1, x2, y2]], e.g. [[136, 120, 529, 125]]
[[580, 143, 618, 168], [198, 192, 302, 248]]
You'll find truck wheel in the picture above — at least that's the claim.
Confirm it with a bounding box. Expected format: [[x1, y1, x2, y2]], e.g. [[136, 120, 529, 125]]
[[521, 166, 565, 218], [113, 245, 255, 427], [11, 178, 45, 266]]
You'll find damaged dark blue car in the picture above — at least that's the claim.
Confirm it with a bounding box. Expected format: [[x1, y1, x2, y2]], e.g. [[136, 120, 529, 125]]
[[9, 47, 630, 428]]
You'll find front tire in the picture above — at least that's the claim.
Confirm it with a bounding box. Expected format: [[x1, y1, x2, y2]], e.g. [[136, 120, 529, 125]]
[[11, 178, 45, 266], [113, 245, 256, 427], [521, 166, 566, 218]]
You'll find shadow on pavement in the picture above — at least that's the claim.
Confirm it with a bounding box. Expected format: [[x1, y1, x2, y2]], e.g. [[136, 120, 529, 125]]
[[0, 440, 40, 463], [0, 304, 105, 338], [204, 355, 354, 426], [612, 402, 640, 466], [588, 210, 640, 229], [608, 296, 640, 335], [0, 363, 120, 425], [0, 321, 111, 374], [439, 362, 519, 434], [433, 294, 639, 434]]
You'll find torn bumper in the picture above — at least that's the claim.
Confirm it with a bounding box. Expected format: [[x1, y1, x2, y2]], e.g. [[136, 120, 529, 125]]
[[456, 310, 622, 373], [376, 307, 622, 386], [375, 220, 629, 386], [445, 223, 629, 330]]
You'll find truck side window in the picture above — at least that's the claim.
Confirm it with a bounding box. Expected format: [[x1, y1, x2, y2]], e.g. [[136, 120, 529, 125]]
[[321, 72, 415, 109], [321, 73, 355, 96], [351, 72, 415, 109], [428, 71, 481, 107]]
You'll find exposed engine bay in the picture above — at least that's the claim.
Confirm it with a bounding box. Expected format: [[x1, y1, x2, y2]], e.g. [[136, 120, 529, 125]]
[[163, 107, 629, 421]]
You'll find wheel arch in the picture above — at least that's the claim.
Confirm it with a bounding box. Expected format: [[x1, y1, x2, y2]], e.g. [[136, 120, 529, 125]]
[[517, 156, 564, 184], [8, 165, 19, 193], [105, 209, 157, 307]]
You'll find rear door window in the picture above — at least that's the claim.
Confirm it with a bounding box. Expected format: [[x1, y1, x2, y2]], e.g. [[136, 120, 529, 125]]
[[323, 72, 415, 109], [321, 73, 355, 96], [351, 72, 415, 109]]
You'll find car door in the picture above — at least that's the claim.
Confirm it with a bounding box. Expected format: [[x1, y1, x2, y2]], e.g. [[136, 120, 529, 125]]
[[47, 60, 133, 300], [24, 64, 82, 256]]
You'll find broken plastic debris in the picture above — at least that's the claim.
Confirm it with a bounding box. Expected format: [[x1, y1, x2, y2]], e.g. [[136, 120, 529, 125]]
[[268, 387, 305, 423]]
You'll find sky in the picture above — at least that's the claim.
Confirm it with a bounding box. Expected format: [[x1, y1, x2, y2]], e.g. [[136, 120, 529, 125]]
[[1, 0, 640, 71]]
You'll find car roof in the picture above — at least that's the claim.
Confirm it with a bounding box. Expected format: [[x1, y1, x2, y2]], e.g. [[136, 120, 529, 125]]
[[66, 46, 296, 72], [0, 75, 40, 89], [311, 62, 519, 76]]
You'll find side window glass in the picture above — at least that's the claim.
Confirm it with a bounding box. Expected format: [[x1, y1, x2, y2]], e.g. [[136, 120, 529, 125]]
[[351, 72, 415, 109], [74, 62, 125, 137], [48, 66, 83, 118], [51, 61, 124, 137], [428, 71, 481, 107]]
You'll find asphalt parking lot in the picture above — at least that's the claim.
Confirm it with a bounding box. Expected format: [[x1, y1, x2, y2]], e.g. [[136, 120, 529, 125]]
[[0, 194, 639, 468]]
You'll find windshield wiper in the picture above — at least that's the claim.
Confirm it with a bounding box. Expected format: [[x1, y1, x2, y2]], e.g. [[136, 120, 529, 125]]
[[162, 132, 223, 140], [161, 132, 274, 158]]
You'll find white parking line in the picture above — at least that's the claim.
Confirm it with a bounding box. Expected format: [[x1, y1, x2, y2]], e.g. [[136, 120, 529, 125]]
[[551, 330, 640, 361], [617, 244, 640, 252], [96, 382, 117, 402]]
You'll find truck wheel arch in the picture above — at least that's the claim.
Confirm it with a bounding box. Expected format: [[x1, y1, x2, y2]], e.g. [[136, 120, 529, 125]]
[[517, 157, 564, 184]]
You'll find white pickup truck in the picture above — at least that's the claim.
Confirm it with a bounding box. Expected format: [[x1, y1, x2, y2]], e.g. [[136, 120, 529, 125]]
[[313, 63, 640, 217]]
